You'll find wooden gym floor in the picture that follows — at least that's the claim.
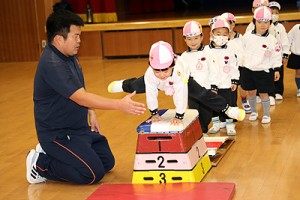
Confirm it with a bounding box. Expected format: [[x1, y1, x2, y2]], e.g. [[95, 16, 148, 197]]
[[0, 57, 300, 200]]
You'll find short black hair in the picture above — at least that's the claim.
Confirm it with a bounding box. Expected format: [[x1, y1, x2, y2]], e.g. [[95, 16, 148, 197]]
[[46, 9, 84, 42]]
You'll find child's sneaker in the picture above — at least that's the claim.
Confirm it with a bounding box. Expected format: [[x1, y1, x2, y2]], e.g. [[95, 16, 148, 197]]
[[225, 107, 245, 121], [269, 96, 276, 106], [297, 89, 300, 98], [226, 120, 236, 136], [275, 94, 283, 100], [26, 150, 47, 184], [220, 122, 226, 129], [208, 124, 220, 134], [261, 115, 271, 124], [208, 117, 220, 134], [241, 99, 251, 113], [249, 112, 258, 121], [107, 80, 124, 93]]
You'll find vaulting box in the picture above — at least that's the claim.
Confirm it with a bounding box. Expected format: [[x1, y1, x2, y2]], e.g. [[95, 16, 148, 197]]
[[132, 152, 211, 184]]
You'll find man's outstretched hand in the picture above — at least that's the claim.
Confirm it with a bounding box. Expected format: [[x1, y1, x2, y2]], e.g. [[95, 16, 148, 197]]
[[119, 91, 146, 115]]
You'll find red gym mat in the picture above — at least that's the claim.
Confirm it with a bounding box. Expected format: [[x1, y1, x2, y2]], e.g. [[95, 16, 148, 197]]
[[87, 182, 235, 200]]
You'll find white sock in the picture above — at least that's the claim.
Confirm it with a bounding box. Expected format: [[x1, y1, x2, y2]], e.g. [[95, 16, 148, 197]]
[[108, 80, 124, 93]]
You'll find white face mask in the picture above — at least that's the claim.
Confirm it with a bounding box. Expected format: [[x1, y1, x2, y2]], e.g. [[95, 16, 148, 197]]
[[272, 14, 279, 22], [212, 35, 228, 46]]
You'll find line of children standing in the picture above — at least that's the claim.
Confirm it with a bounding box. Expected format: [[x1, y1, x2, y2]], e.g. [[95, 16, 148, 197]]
[[181, 19, 241, 135], [177, 1, 285, 127], [107, 0, 297, 133]]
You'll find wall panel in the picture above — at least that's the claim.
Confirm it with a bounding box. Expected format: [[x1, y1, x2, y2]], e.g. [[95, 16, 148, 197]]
[[102, 29, 173, 57], [0, 0, 40, 62]]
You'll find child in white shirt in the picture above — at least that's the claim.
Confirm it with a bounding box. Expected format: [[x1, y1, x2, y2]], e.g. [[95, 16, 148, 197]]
[[269, 1, 290, 100], [181, 21, 218, 133], [240, 6, 282, 124], [144, 41, 189, 125], [245, 0, 277, 105], [287, 24, 300, 97], [205, 18, 240, 135], [222, 12, 252, 114]]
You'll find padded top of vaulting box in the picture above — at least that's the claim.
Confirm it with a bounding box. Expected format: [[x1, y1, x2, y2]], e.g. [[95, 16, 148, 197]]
[[137, 109, 199, 134]]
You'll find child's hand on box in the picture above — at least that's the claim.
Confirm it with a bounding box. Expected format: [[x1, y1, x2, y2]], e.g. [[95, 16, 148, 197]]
[[170, 117, 183, 125], [146, 114, 162, 123]]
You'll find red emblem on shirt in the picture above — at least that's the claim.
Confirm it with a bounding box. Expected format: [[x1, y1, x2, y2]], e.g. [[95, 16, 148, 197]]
[[224, 56, 229, 64]]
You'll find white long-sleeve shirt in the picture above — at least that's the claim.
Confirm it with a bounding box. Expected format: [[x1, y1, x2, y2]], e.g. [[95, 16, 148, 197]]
[[241, 30, 282, 71], [181, 45, 218, 89], [144, 56, 189, 115], [228, 32, 243, 67], [246, 21, 289, 58], [273, 22, 290, 57], [288, 24, 300, 55], [204, 43, 239, 89]]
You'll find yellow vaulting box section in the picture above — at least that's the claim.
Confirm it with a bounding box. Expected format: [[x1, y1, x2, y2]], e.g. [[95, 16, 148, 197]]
[[132, 109, 212, 184], [132, 153, 211, 184]]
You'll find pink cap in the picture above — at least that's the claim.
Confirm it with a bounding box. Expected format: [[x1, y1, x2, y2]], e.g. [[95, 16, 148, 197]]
[[183, 21, 202, 37], [254, 6, 272, 21], [221, 12, 236, 22], [253, 0, 269, 7], [269, 1, 281, 10], [208, 16, 220, 26], [211, 18, 230, 32], [149, 41, 174, 69]]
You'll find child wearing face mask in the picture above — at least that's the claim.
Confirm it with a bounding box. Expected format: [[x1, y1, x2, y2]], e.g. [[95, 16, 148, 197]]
[[268, 1, 290, 100], [240, 6, 282, 124], [107, 40, 246, 125], [222, 12, 252, 114], [205, 18, 240, 135]]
